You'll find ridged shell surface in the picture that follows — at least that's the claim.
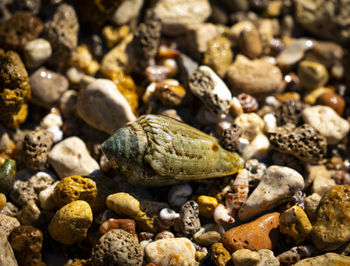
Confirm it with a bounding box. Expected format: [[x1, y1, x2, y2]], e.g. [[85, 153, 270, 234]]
[[102, 114, 244, 186]]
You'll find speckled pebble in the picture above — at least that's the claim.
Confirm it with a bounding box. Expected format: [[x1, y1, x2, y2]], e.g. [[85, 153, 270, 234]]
[[179, 200, 201, 236], [0, 213, 20, 237], [211, 242, 231, 266], [91, 229, 143, 266]]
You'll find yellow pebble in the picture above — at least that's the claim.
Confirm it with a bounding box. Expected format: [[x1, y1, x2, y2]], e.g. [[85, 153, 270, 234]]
[[195, 251, 207, 262], [304, 87, 333, 105], [211, 243, 231, 266], [280, 205, 312, 244], [0, 193, 6, 210], [198, 195, 218, 218]]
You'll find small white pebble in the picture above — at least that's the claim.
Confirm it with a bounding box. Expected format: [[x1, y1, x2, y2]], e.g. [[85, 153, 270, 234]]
[[263, 113, 277, 133], [24, 38, 52, 68], [47, 126, 63, 143], [159, 208, 180, 221], [213, 204, 235, 234], [238, 137, 250, 153], [40, 113, 63, 128], [39, 181, 58, 211], [230, 96, 243, 117], [265, 96, 280, 107], [143, 82, 156, 104], [168, 184, 193, 207]]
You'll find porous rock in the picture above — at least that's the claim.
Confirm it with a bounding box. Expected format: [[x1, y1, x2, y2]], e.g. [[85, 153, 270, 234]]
[[91, 229, 143, 266]]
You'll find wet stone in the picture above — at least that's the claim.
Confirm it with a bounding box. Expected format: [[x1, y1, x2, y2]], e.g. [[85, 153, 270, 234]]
[[0, 159, 16, 194]]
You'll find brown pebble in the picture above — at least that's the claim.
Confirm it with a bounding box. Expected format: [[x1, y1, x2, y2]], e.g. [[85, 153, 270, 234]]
[[99, 218, 136, 236], [237, 93, 259, 112], [221, 212, 280, 253], [316, 91, 345, 116]]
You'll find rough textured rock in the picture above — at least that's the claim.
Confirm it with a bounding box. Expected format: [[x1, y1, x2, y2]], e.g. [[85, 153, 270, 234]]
[[9, 180, 37, 207], [269, 124, 327, 164], [279, 205, 312, 244], [9, 225, 45, 266], [0, 214, 20, 237], [294, 0, 350, 43], [48, 137, 100, 179], [17, 200, 41, 226], [294, 252, 350, 266], [219, 124, 242, 152], [42, 4, 79, 66], [77, 79, 136, 135], [239, 166, 304, 220], [0, 231, 18, 266], [221, 212, 280, 253], [312, 185, 350, 251], [150, 0, 211, 35], [0, 50, 31, 129], [234, 113, 264, 141], [23, 128, 54, 170], [179, 200, 201, 236], [211, 242, 231, 266], [226, 55, 283, 98], [302, 105, 350, 145], [53, 175, 103, 212], [189, 65, 232, 117], [0, 11, 43, 51], [144, 238, 197, 265], [48, 200, 93, 245], [30, 67, 69, 108], [203, 36, 233, 78], [275, 100, 305, 126], [91, 229, 143, 266]]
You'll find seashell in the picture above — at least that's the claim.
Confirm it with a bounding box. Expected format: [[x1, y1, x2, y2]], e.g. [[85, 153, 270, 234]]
[[101, 115, 244, 186]]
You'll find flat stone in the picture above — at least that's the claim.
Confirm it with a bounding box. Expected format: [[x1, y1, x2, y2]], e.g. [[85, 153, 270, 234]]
[[294, 252, 350, 266], [48, 137, 100, 179], [144, 238, 197, 265], [238, 166, 304, 221]]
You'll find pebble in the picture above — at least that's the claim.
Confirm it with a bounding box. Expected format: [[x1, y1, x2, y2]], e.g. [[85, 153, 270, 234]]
[[69, 44, 99, 75], [211, 242, 231, 266], [301, 105, 350, 145], [179, 200, 201, 236], [0, 202, 19, 218], [238, 24, 262, 59], [221, 212, 280, 253], [240, 132, 270, 161], [100, 33, 136, 75], [99, 218, 136, 236], [48, 136, 100, 179], [269, 124, 327, 164], [42, 4, 79, 65], [197, 195, 218, 218], [226, 55, 283, 98], [144, 238, 197, 265], [0, 214, 20, 237], [17, 199, 41, 226], [48, 200, 93, 245], [151, 0, 211, 35], [0, 193, 5, 210], [91, 229, 143, 266], [22, 128, 54, 170], [9, 225, 45, 266], [185, 23, 218, 61], [311, 185, 350, 251], [30, 67, 69, 108], [304, 193, 321, 222], [0, 11, 43, 51], [274, 99, 305, 126], [203, 36, 233, 78], [38, 181, 58, 211], [315, 91, 345, 116], [194, 231, 221, 246], [239, 166, 304, 220], [111, 0, 143, 25], [77, 79, 136, 134], [234, 113, 265, 141], [276, 39, 313, 68], [106, 192, 167, 233], [24, 38, 52, 68], [298, 61, 329, 90], [9, 179, 37, 207], [154, 79, 186, 107], [255, 249, 280, 266], [0, 159, 16, 194], [0, 50, 31, 129], [294, 252, 350, 266], [294, 0, 350, 43], [0, 231, 18, 266], [52, 175, 102, 211], [59, 90, 78, 118], [279, 205, 312, 244], [231, 249, 260, 266], [189, 65, 232, 117]]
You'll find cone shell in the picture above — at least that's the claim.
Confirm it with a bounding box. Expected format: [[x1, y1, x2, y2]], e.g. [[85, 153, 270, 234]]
[[102, 115, 244, 186]]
